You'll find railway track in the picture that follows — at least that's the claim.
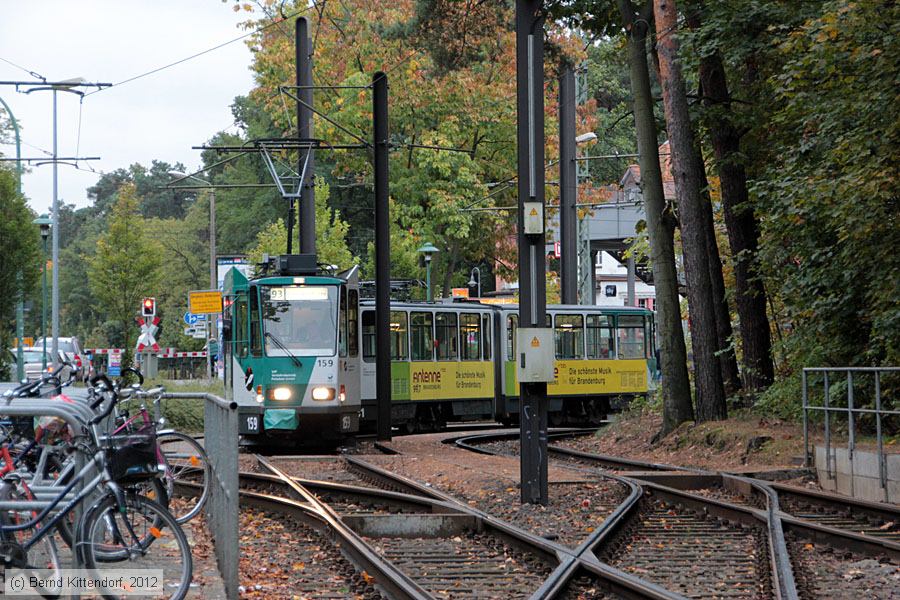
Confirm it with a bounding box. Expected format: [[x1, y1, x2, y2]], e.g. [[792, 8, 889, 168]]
[[451, 431, 900, 600], [232, 455, 684, 599]]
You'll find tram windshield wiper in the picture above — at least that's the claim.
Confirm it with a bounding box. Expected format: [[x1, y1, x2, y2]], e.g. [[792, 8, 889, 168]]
[[264, 332, 302, 368]]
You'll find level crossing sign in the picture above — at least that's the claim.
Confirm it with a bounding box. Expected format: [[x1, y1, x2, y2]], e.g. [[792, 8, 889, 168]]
[[136, 315, 161, 353]]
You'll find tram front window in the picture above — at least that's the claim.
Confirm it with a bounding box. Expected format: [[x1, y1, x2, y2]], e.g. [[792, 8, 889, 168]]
[[261, 286, 338, 356]]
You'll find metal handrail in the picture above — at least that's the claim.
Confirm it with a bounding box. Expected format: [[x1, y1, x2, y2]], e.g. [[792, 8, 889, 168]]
[[160, 392, 238, 598], [802, 366, 897, 503]]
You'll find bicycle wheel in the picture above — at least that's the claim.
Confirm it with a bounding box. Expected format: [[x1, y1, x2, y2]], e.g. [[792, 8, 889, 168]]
[[0, 484, 62, 598], [157, 431, 210, 523], [56, 477, 167, 549], [77, 493, 192, 600]]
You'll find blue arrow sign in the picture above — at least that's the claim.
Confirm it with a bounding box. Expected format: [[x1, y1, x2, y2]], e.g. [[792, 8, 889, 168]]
[[183, 312, 206, 326]]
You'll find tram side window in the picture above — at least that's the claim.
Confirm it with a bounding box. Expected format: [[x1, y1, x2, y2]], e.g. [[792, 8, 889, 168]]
[[482, 313, 491, 360], [410, 312, 434, 361], [460, 313, 481, 360], [361, 311, 376, 363], [435, 313, 459, 361], [617, 315, 646, 359], [339, 287, 348, 357], [249, 288, 262, 356], [390, 311, 409, 360], [507, 315, 517, 360], [348, 290, 359, 357], [555, 314, 584, 359], [233, 298, 249, 358], [586, 314, 615, 359]]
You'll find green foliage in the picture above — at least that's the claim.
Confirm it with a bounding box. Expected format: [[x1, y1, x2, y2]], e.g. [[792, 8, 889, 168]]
[[362, 198, 423, 284], [246, 178, 355, 271], [143, 199, 210, 351], [87, 183, 164, 362], [0, 167, 40, 378], [751, 1, 900, 367], [583, 37, 640, 184], [86, 160, 193, 220]]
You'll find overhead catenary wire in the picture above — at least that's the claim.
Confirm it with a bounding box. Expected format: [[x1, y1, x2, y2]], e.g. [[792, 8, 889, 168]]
[[82, 0, 327, 97], [0, 56, 45, 81]]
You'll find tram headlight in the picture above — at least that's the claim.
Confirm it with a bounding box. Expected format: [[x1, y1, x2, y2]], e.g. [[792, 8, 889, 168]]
[[255, 384, 264, 403], [271, 386, 292, 401], [311, 386, 335, 401]]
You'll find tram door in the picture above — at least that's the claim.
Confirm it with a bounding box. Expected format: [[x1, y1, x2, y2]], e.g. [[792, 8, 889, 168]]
[[339, 284, 362, 410], [337, 266, 362, 413]]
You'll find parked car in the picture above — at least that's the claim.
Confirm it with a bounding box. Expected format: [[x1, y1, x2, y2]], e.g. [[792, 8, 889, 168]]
[[32, 337, 84, 380], [6, 348, 71, 382]]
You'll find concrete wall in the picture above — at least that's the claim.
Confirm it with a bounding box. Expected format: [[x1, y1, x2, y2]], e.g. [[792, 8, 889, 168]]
[[815, 445, 900, 504]]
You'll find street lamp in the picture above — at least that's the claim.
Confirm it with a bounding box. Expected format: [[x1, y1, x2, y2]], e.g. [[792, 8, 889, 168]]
[[575, 131, 597, 305], [169, 171, 216, 379], [32, 214, 52, 370], [417, 242, 439, 302], [468, 267, 481, 299], [29, 78, 87, 369]]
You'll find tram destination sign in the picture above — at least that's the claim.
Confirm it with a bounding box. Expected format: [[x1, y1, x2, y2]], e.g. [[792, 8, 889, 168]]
[[189, 290, 223, 315]]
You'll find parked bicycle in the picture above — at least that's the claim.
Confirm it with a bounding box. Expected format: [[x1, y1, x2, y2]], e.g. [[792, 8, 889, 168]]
[[0, 373, 192, 600]]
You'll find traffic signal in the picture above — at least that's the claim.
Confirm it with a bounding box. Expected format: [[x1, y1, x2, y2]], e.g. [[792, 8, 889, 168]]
[[141, 297, 156, 317]]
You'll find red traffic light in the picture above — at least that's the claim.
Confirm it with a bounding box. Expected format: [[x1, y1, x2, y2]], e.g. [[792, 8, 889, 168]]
[[141, 297, 156, 317]]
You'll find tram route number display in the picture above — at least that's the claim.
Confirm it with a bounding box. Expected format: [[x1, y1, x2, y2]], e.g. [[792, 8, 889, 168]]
[[505, 359, 649, 395], [391, 362, 495, 401]]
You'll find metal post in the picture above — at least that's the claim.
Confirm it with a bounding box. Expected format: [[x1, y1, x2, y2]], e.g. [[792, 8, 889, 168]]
[[208, 188, 216, 380], [874, 371, 886, 499], [297, 17, 316, 256], [425, 258, 432, 302], [286, 200, 295, 254], [15, 274, 24, 380], [41, 235, 48, 370], [802, 369, 809, 467], [589, 249, 597, 305], [823, 371, 832, 479], [517, 0, 548, 505], [559, 64, 576, 305], [627, 251, 636, 306], [847, 371, 854, 460], [51, 90, 59, 368], [373, 71, 391, 441]]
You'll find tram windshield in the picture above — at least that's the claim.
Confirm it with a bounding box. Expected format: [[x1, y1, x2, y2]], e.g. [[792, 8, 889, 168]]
[[260, 285, 339, 356]]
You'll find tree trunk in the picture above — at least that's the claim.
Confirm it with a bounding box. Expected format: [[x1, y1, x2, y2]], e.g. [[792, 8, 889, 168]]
[[653, 0, 727, 422], [619, 0, 693, 435], [695, 142, 742, 396], [698, 52, 775, 393]]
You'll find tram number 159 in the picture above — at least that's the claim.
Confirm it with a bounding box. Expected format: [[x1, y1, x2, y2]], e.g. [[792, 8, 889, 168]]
[[241, 414, 261, 434]]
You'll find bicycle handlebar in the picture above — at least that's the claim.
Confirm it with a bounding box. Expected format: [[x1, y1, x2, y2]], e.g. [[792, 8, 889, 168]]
[[119, 367, 144, 385]]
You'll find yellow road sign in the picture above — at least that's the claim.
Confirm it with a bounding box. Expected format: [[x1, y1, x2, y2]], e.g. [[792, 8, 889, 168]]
[[189, 290, 223, 314]]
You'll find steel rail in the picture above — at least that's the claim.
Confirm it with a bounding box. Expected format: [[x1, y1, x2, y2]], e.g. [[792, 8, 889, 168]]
[[346, 456, 683, 600], [456, 431, 795, 599], [345, 456, 573, 562], [252, 456, 434, 600], [450, 430, 695, 472]]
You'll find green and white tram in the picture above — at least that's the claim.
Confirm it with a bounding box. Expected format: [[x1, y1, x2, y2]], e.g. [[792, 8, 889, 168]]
[[358, 301, 498, 432], [222, 255, 656, 443], [357, 301, 656, 432], [221, 257, 361, 443], [496, 304, 656, 426]]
